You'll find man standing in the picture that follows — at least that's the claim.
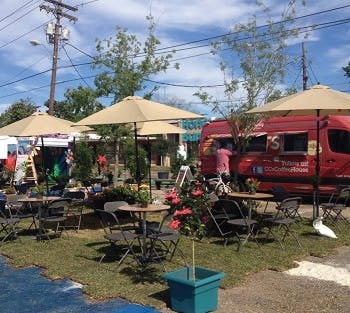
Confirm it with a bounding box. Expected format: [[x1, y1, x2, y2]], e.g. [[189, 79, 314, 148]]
[[216, 142, 232, 183]]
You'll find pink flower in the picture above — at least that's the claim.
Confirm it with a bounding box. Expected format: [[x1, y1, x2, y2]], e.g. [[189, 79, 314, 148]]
[[174, 208, 192, 216], [181, 208, 193, 215], [165, 190, 178, 200], [169, 219, 181, 229], [172, 197, 181, 205], [191, 189, 204, 197]]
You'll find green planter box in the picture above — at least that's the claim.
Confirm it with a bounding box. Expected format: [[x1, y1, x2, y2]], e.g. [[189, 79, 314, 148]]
[[163, 266, 225, 313]]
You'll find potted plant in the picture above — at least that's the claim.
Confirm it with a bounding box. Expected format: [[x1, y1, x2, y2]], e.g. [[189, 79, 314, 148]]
[[32, 183, 46, 198], [136, 188, 151, 208], [245, 177, 260, 194], [163, 181, 225, 313]]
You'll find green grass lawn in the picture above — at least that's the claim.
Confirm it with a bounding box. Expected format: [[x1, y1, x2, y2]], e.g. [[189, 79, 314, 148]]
[[1, 210, 349, 310]]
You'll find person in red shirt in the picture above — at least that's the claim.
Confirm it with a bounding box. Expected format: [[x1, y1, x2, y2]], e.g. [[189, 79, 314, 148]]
[[97, 153, 107, 175], [216, 142, 232, 183], [6, 151, 16, 172]]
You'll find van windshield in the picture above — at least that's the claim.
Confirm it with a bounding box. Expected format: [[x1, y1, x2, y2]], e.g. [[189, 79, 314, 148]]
[[328, 129, 350, 154]]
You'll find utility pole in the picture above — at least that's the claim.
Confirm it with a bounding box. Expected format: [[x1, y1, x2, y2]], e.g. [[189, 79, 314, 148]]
[[40, 0, 78, 115], [302, 42, 308, 91]]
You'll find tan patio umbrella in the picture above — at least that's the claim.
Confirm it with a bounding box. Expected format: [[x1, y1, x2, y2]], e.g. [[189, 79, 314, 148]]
[[246, 84, 350, 218], [0, 112, 91, 192], [0, 111, 91, 136], [136, 121, 186, 136], [136, 121, 186, 197], [75, 96, 202, 186]]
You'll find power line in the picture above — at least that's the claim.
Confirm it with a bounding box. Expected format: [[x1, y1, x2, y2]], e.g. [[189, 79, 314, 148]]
[[0, 2, 40, 33], [0, 0, 38, 24], [1, 15, 347, 89], [144, 4, 350, 53], [1, 6, 350, 100], [62, 45, 91, 88]]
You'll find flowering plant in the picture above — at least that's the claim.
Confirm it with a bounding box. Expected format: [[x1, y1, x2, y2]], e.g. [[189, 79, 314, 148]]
[[245, 177, 260, 192], [165, 180, 211, 280], [165, 180, 210, 240], [136, 185, 151, 207]]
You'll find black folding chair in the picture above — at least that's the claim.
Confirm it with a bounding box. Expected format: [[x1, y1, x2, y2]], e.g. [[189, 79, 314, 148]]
[[40, 198, 71, 240], [6, 194, 37, 231], [262, 197, 303, 249], [207, 199, 240, 246], [95, 209, 142, 270], [0, 199, 20, 242], [147, 212, 188, 271], [320, 187, 350, 229], [226, 200, 260, 252], [62, 191, 85, 231]]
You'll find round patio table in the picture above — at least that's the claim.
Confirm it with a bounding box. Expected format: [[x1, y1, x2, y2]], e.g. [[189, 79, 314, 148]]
[[18, 196, 60, 240], [227, 191, 273, 219]]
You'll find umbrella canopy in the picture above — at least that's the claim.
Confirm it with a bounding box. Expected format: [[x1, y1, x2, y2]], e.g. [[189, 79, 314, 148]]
[[74, 96, 202, 126], [246, 84, 350, 218], [247, 84, 350, 116], [0, 112, 91, 137], [136, 121, 186, 136], [0, 112, 91, 193], [75, 96, 201, 187]]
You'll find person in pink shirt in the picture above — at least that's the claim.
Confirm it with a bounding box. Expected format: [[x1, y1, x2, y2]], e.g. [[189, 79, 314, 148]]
[[216, 142, 233, 183]]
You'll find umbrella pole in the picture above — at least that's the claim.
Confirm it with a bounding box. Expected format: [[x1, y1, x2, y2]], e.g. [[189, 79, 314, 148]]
[[314, 109, 321, 219], [147, 136, 152, 200], [41, 136, 49, 195], [134, 122, 141, 190]]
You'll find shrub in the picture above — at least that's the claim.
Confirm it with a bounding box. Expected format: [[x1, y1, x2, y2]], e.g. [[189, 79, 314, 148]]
[[87, 185, 137, 210]]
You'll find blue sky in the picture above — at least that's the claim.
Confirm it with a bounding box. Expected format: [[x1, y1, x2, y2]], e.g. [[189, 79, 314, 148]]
[[0, 0, 349, 117]]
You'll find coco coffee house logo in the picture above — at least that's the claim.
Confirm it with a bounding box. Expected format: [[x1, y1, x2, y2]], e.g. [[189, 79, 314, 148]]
[[182, 118, 208, 142]]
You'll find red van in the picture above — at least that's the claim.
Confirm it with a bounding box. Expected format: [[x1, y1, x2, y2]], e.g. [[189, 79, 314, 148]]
[[198, 115, 350, 195]]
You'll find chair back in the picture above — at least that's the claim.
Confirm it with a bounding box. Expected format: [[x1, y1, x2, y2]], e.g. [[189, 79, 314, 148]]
[[95, 209, 132, 240], [46, 198, 71, 217], [104, 201, 128, 212], [212, 199, 242, 219], [276, 197, 302, 219], [270, 185, 289, 203], [336, 187, 350, 206], [208, 199, 241, 236]]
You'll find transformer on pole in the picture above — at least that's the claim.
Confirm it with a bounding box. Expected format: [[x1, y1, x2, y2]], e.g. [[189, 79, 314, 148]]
[[40, 0, 78, 116]]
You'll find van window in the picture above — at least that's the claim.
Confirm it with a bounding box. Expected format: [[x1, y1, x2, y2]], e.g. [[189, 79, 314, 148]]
[[283, 133, 308, 152], [216, 139, 237, 152], [328, 129, 350, 154], [245, 134, 267, 152]]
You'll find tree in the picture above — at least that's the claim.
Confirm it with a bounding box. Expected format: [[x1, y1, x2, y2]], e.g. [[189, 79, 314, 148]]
[[54, 86, 103, 122], [92, 14, 176, 185], [266, 87, 297, 103], [72, 140, 94, 182], [343, 62, 350, 79], [195, 0, 304, 189], [0, 98, 37, 127]]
